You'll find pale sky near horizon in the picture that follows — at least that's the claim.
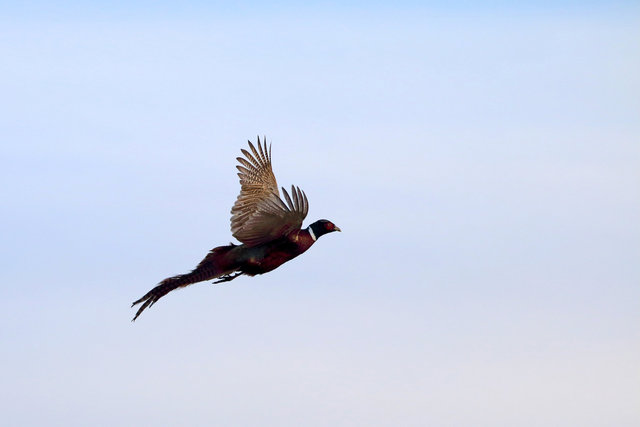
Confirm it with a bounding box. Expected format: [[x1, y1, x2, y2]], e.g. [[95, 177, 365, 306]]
[[1, 2, 639, 426]]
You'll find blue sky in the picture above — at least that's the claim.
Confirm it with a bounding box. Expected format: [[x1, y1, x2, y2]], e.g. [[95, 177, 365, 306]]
[[1, 2, 639, 426]]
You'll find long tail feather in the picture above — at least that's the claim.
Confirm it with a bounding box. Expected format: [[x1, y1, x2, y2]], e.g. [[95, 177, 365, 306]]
[[131, 244, 240, 321]]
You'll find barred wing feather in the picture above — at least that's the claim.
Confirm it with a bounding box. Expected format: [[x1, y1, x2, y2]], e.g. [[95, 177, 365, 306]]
[[230, 137, 309, 246]]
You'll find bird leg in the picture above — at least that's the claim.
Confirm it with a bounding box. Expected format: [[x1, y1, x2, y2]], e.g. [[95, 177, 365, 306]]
[[213, 272, 243, 284]]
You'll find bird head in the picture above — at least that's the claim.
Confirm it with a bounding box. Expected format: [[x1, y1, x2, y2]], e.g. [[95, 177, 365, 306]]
[[309, 219, 341, 240]]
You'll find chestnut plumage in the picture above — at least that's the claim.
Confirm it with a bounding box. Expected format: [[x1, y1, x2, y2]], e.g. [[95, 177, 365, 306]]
[[131, 137, 340, 321]]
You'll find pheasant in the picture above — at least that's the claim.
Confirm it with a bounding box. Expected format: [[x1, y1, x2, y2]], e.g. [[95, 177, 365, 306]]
[[131, 137, 340, 321]]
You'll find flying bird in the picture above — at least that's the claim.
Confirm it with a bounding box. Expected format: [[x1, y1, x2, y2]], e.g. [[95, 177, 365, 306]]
[[131, 137, 340, 321]]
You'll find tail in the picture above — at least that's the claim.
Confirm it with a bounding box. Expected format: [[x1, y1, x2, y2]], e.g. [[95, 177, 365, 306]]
[[131, 244, 240, 321]]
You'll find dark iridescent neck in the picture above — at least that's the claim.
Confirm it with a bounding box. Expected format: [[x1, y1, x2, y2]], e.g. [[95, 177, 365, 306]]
[[308, 221, 329, 241]]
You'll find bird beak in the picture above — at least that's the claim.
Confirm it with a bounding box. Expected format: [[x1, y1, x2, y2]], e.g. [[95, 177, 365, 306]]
[[334, 226, 341, 232]]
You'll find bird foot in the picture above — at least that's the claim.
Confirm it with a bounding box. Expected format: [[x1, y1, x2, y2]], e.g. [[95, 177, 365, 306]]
[[213, 272, 243, 284]]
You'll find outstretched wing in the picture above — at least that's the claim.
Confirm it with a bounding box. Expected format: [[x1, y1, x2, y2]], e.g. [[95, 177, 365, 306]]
[[230, 137, 309, 246]]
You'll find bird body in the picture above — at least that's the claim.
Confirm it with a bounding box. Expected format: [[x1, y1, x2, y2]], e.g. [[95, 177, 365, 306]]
[[131, 138, 340, 321], [235, 231, 314, 275]]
